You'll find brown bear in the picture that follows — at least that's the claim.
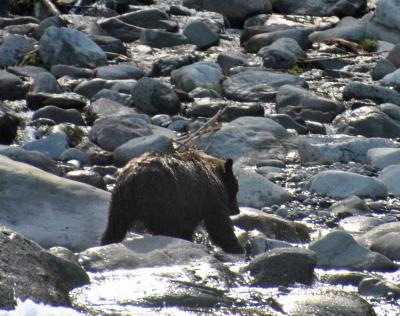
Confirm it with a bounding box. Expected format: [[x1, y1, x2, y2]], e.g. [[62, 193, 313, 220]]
[[100, 151, 243, 254]]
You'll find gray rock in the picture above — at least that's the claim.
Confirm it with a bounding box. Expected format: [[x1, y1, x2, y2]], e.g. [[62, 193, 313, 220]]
[[59, 148, 92, 166], [320, 271, 369, 286], [0, 226, 89, 307], [0, 34, 34, 67], [7, 65, 48, 78], [195, 116, 294, 162], [0, 156, 110, 250], [367, 147, 400, 169], [235, 168, 292, 208], [222, 70, 307, 102], [343, 82, 400, 106], [98, 17, 143, 42], [65, 170, 106, 190], [33, 105, 84, 125], [140, 29, 189, 48], [24, 132, 69, 160], [51, 64, 93, 79], [328, 196, 371, 217], [270, 0, 367, 17], [298, 134, 399, 164], [91, 89, 133, 107], [131, 77, 181, 115], [39, 27, 107, 68], [276, 84, 344, 123], [79, 235, 212, 271], [0, 146, 59, 175], [359, 277, 400, 298], [268, 113, 308, 134], [371, 59, 397, 80], [36, 15, 67, 39], [182, 0, 272, 26], [75, 78, 107, 99], [0, 110, 18, 144], [370, 232, 400, 261], [358, 222, 400, 249], [183, 20, 219, 49], [366, 0, 400, 43], [333, 106, 400, 138], [30, 72, 61, 94], [243, 28, 311, 53], [309, 230, 396, 271], [95, 63, 144, 80], [378, 164, 400, 196], [232, 207, 310, 243], [339, 216, 385, 234], [116, 8, 175, 30], [27, 92, 88, 110], [216, 52, 250, 74], [246, 247, 316, 286], [151, 53, 199, 77], [0, 70, 29, 100], [89, 34, 127, 56], [171, 61, 222, 93], [86, 97, 138, 122], [309, 170, 388, 199], [259, 37, 305, 69], [280, 290, 377, 316], [387, 43, 400, 67], [76, 140, 113, 166], [113, 134, 174, 167], [380, 68, 400, 86], [245, 231, 293, 256]]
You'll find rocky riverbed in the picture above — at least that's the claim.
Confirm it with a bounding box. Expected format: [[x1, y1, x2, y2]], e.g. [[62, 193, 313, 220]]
[[0, 0, 400, 315]]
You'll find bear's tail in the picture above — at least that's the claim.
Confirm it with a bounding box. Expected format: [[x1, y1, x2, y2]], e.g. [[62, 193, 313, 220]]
[[100, 186, 131, 245]]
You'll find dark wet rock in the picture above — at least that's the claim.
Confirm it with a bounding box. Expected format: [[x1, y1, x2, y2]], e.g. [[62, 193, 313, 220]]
[[0, 110, 18, 145], [258, 37, 305, 69], [320, 271, 369, 286], [60, 148, 92, 166], [367, 147, 400, 169], [24, 132, 69, 159], [338, 216, 385, 234], [79, 235, 214, 271], [185, 100, 264, 122], [51, 64, 94, 79], [270, 0, 367, 17], [91, 89, 133, 107], [108, 80, 137, 94], [86, 97, 138, 123], [98, 17, 143, 42], [378, 164, 400, 196], [328, 196, 371, 217], [369, 232, 400, 261], [235, 169, 292, 208], [151, 53, 199, 77], [27, 92, 88, 110], [7, 65, 47, 78], [309, 16, 368, 43], [0, 34, 34, 67], [89, 34, 127, 55], [243, 28, 312, 53], [247, 247, 316, 287], [222, 70, 307, 102], [113, 134, 174, 167], [232, 208, 309, 243], [0, 0, 11, 16], [0, 147, 59, 175], [280, 290, 377, 316], [171, 61, 222, 93], [74, 78, 107, 99], [216, 52, 250, 75], [343, 82, 400, 106], [88, 114, 153, 151], [30, 72, 61, 94], [65, 170, 106, 190], [309, 230, 396, 271], [366, 0, 400, 43], [334, 106, 400, 138], [298, 134, 399, 164], [33, 106, 84, 125], [309, 170, 388, 199], [189, 86, 221, 98], [358, 222, 400, 250], [359, 277, 400, 298], [196, 116, 293, 162], [131, 77, 181, 115], [0, 226, 89, 307], [183, 20, 219, 49], [244, 231, 292, 256], [268, 114, 308, 134], [39, 27, 107, 68], [140, 29, 189, 48], [114, 8, 175, 30], [76, 140, 113, 166], [371, 58, 397, 80], [0, 16, 39, 28], [95, 63, 144, 80], [276, 85, 344, 123], [0, 155, 110, 250], [183, 0, 272, 26], [0, 70, 29, 100], [35, 15, 68, 39]]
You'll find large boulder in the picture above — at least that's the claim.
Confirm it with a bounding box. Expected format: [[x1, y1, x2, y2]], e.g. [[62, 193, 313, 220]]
[[39, 27, 107, 68], [366, 0, 400, 43], [0, 156, 110, 251]]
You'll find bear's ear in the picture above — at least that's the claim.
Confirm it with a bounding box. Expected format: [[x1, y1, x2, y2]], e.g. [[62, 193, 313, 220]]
[[225, 158, 233, 173]]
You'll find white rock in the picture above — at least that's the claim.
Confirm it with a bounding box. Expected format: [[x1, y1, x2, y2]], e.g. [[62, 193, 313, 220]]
[[309, 170, 388, 199], [367, 147, 400, 169]]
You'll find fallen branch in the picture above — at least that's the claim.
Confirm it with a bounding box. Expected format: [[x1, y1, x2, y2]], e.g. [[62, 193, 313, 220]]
[[298, 50, 388, 64], [41, 0, 61, 16]]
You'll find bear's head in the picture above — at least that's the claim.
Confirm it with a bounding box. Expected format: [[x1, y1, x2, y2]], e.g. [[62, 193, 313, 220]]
[[220, 158, 240, 215]]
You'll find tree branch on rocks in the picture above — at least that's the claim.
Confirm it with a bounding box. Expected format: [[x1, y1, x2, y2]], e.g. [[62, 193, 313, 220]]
[[41, 0, 61, 16], [298, 50, 388, 64]]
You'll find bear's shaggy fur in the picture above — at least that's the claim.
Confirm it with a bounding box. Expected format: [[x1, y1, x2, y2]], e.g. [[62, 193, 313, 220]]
[[100, 151, 243, 254]]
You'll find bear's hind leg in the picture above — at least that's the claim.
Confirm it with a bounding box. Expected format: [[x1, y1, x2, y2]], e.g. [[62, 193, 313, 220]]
[[204, 211, 243, 254]]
